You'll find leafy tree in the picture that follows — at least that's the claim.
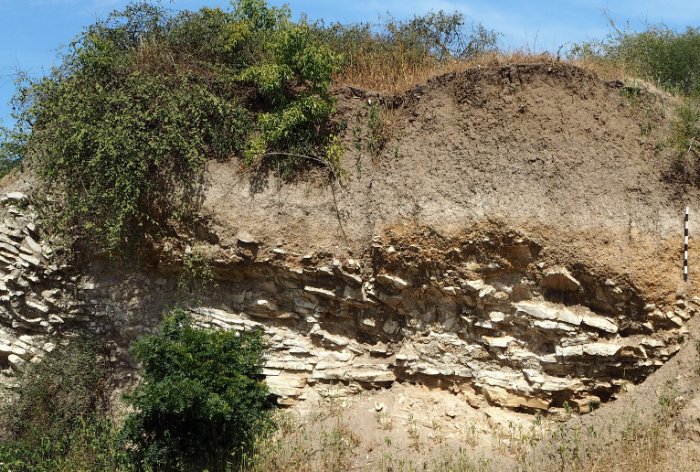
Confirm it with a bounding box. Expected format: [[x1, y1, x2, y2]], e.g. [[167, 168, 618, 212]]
[[4, 0, 341, 256], [120, 308, 272, 471]]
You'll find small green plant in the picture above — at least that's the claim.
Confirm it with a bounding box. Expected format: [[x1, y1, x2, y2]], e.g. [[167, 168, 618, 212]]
[[319, 424, 360, 472], [376, 411, 393, 430], [620, 84, 644, 105], [354, 103, 396, 158], [178, 246, 215, 293], [669, 99, 700, 159], [407, 413, 421, 449], [324, 134, 345, 179], [120, 308, 272, 471], [352, 126, 363, 151], [430, 418, 445, 444], [563, 400, 573, 416], [366, 104, 388, 157]]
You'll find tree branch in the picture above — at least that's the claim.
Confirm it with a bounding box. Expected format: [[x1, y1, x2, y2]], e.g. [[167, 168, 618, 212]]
[[260, 152, 341, 184]]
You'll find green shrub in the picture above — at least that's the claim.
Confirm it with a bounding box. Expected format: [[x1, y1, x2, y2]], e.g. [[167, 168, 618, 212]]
[[120, 308, 272, 471], [0, 125, 23, 179], [4, 0, 341, 256], [0, 314, 273, 471], [571, 24, 700, 96], [669, 99, 700, 159], [615, 27, 700, 96], [178, 246, 215, 293], [0, 340, 122, 471], [1, 340, 110, 443]]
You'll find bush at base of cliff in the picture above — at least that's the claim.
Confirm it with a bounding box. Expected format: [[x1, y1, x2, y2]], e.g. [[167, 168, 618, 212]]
[[120, 308, 272, 471], [0, 341, 123, 471]]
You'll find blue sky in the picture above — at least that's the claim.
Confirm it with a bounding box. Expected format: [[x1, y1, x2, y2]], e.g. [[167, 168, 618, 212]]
[[1, 0, 699, 127]]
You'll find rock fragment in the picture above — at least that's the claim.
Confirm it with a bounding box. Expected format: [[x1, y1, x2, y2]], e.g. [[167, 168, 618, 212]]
[[541, 267, 582, 292]]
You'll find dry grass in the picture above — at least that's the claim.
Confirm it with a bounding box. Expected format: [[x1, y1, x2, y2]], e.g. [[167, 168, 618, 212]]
[[377, 450, 494, 472], [241, 385, 696, 472], [241, 409, 360, 472], [519, 383, 688, 472], [243, 407, 493, 472], [334, 49, 661, 97], [571, 56, 631, 82], [335, 52, 562, 93], [520, 413, 669, 472]]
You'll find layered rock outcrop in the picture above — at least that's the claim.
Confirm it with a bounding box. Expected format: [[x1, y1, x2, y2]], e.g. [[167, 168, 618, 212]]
[[0, 194, 693, 416], [0, 193, 84, 374], [182, 231, 693, 414]]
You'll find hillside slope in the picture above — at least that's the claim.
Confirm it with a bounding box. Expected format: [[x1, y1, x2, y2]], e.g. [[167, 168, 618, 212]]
[[1, 62, 700, 470]]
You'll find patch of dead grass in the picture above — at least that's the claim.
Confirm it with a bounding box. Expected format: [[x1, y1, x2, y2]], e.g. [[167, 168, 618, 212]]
[[335, 52, 561, 93], [242, 385, 695, 472], [334, 50, 665, 98]]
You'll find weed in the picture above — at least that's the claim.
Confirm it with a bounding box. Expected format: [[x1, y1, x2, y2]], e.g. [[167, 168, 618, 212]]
[[178, 245, 215, 294], [519, 385, 685, 472], [353, 126, 363, 151], [0, 340, 122, 471], [430, 449, 493, 472], [319, 423, 360, 472], [243, 412, 359, 472], [407, 413, 421, 449], [465, 421, 479, 446], [376, 411, 394, 431], [621, 83, 644, 105], [355, 103, 399, 158], [366, 104, 387, 156], [669, 99, 700, 159], [562, 401, 573, 418]]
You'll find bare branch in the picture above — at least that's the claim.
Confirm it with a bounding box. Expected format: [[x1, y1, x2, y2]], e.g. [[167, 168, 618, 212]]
[[260, 152, 341, 183]]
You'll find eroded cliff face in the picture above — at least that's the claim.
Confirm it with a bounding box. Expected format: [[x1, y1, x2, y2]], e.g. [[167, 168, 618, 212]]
[[2, 63, 698, 418], [0, 194, 694, 416]]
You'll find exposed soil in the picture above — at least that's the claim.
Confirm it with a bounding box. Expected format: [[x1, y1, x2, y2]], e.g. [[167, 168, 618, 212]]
[[199, 62, 700, 469], [3, 62, 700, 470], [205, 63, 699, 304]]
